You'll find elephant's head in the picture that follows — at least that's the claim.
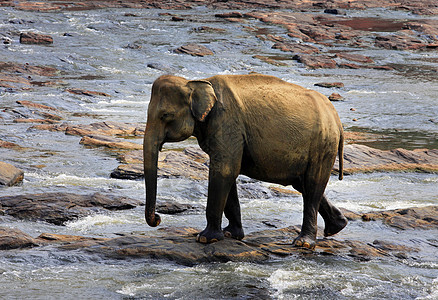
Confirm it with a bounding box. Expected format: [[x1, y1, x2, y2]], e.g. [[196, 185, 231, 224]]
[[143, 75, 217, 227]]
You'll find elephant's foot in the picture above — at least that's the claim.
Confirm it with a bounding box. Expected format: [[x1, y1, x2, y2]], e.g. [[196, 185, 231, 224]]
[[196, 228, 224, 244], [292, 234, 316, 250], [223, 225, 244, 240], [324, 215, 348, 237]]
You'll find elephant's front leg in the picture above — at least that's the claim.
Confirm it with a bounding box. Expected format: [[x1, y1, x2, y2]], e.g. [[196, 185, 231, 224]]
[[196, 166, 237, 244], [223, 182, 244, 240]]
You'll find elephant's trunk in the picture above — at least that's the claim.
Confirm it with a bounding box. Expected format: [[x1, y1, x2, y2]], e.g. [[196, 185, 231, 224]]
[[143, 131, 162, 227]]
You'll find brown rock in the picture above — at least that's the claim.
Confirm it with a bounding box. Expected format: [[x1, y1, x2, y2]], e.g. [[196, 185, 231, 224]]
[[80, 135, 142, 150], [175, 44, 213, 57], [293, 54, 337, 69], [20, 32, 53, 45], [66, 89, 111, 97], [375, 33, 427, 50], [215, 12, 243, 18], [16, 100, 59, 112], [328, 92, 344, 101], [0, 192, 142, 225], [334, 144, 438, 174], [0, 227, 38, 250], [272, 42, 319, 54], [336, 52, 373, 63], [315, 82, 344, 88], [0, 161, 24, 186], [0, 62, 58, 77], [252, 55, 288, 66], [111, 147, 209, 180], [0, 139, 21, 149]]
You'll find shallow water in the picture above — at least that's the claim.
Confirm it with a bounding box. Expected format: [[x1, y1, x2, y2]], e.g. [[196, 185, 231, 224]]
[[0, 6, 437, 299]]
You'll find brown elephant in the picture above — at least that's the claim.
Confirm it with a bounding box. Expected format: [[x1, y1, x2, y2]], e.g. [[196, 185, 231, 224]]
[[143, 74, 347, 249]]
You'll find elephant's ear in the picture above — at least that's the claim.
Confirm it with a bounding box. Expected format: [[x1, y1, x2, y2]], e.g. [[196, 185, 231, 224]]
[[188, 80, 217, 122]]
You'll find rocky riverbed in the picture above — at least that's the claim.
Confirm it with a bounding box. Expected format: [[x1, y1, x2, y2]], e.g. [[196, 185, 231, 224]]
[[0, 1, 437, 299]]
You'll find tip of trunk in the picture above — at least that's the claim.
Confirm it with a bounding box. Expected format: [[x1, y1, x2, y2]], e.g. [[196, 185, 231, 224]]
[[145, 212, 161, 227]]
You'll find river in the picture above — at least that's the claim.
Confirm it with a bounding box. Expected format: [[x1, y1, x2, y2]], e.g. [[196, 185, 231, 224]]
[[0, 5, 437, 299]]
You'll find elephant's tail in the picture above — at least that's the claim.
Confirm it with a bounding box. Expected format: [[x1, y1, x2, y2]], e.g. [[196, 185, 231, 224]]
[[338, 130, 344, 180]]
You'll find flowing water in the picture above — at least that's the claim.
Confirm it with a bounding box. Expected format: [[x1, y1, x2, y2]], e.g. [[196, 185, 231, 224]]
[[0, 6, 437, 299]]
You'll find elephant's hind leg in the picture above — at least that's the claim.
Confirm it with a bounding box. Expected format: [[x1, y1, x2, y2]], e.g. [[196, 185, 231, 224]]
[[223, 182, 244, 240], [319, 195, 347, 237]]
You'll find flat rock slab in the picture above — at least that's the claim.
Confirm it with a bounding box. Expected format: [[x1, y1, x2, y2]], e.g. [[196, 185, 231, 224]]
[[0, 193, 142, 225], [344, 206, 438, 230], [0, 222, 430, 266], [0, 161, 24, 186], [334, 144, 438, 174], [174, 44, 214, 56]]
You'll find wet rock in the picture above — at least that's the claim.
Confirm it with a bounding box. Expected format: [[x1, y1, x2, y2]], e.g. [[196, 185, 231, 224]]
[[293, 54, 337, 69], [215, 12, 243, 18], [17, 100, 59, 112], [0, 192, 142, 225], [111, 147, 209, 180], [0, 62, 58, 77], [315, 82, 344, 88], [65, 121, 142, 137], [37, 223, 427, 265], [336, 52, 373, 63], [174, 44, 214, 57], [66, 88, 111, 97], [0, 227, 38, 250], [0, 161, 24, 186], [19, 32, 53, 45], [156, 201, 203, 214], [272, 42, 319, 54], [80, 135, 142, 150], [252, 55, 288, 66], [328, 92, 344, 101], [324, 9, 345, 15], [334, 144, 438, 174], [193, 26, 226, 33], [360, 206, 438, 230], [375, 33, 427, 50], [0, 139, 21, 149], [13, 118, 59, 124]]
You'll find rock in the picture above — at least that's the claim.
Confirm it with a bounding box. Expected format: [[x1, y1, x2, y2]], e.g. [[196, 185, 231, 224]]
[[272, 42, 320, 54], [174, 44, 214, 57], [193, 26, 226, 33], [19, 32, 53, 45], [156, 201, 203, 214], [0, 62, 58, 77], [0, 192, 142, 225], [16, 100, 59, 112], [324, 9, 345, 15], [65, 121, 142, 137], [315, 82, 344, 88], [0, 161, 24, 186], [80, 135, 142, 150], [111, 147, 209, 180], [215, 12, 243, 18], [0, 227, 38, 250], [293, 54, 337, 69], [334, 144, 438, 174], [0, 140, 21, 149], [66, 89, 111, 97], [328, 92, 344, 101], [360, 206, 438, 230], [375, 33, 427, 50], [336, 52, 373, 63], [252, 55, 288, 66]]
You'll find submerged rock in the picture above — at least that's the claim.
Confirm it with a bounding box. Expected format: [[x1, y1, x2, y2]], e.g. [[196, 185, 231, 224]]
[[174, 44, 214, 57], [19, 32, 53, 45], [0, 227, 38, 250], [0, 161, 24, 186], [0, 193, 142, 225]]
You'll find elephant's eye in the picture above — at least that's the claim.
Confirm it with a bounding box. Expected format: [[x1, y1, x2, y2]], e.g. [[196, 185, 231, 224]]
[[160, 113, 174, 121]]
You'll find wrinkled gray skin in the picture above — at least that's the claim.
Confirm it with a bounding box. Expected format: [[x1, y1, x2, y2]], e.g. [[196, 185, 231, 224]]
[[144, 74, 347, 249]]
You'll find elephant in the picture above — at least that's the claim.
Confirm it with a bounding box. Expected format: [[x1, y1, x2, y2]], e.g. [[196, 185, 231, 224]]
[[143, 74, 348, 250]]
